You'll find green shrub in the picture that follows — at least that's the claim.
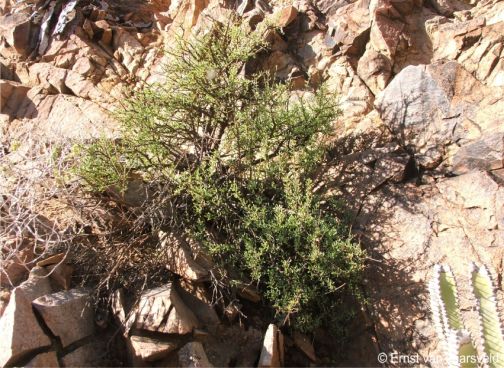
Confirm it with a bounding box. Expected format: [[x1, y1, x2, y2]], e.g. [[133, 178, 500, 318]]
[[76, 19, 365, 333]]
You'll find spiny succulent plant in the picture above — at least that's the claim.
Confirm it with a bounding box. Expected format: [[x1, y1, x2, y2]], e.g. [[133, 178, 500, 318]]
[[470, 263, 504, 368], [429, 264, 478, 368], [429, 264, 504, 368]]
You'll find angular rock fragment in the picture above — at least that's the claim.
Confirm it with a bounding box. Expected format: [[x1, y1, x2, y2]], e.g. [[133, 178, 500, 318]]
[[129, 335, 178, 362], [134, 284, 200, 335], [271, 6, 298, 28], [258, 324, 284, 367], [160, 231, 209, 282], [0, 268, 52, 367], [0, 12, 34, 56], [32, 288, 94, 347], [178, 341, 214, 367]]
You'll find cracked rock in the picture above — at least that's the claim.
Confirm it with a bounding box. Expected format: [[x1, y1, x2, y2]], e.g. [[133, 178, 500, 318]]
[[32, 288, 94, 348], [0, 267, 52, 367], [133, 284, 200, 335]]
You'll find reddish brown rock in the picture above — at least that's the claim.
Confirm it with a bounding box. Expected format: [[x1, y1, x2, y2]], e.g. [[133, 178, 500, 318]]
[[0, 268, 52, 367], [0, 247, 33, 287], [271, 6, 298, 28], [26, 351, 60, 367], [0, 12, 33, 56], [32, 288, 94, 347]]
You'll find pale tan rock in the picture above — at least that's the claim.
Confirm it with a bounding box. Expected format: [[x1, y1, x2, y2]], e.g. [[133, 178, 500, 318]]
[[452, 132, 504, 175], [258, 324, 284, 367], [375, 60, 504, 170], [160, 231, 209, 282], [82, 19, 94, 39], [129, 335, 178, 362], [113, 28, 144, 74], [95, 20, 113, 45], [26, 351, 60, 367], [178, 341, 213, 367], [134, 284, 200, 335], [32, 288, 94, 347], [357, 46, 391, 95], [0, 268, 52, 367], [6, 94, 118, 150], [263, 51, 295, 80], [326, 56, 374, 119], [72, 57, 95, 77]]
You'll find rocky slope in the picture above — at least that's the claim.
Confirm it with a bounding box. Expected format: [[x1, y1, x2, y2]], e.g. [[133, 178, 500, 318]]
[[0, 0, 503, 366]]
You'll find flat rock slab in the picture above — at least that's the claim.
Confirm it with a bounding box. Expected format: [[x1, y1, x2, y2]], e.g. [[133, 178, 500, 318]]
[[32, 288, 94, 347], [0, 267, 52, 367], [258, 324, 284, 368], [159, 231, 209, 282], [133, 284, 200, 335], [130, 335, 178, 362]]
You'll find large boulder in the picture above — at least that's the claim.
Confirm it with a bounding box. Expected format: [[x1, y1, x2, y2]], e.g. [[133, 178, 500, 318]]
[[353, 170, 504, 367], [0, 267, 52, 367], [32, 288, 94, 347], [375, 61, 504, 170]]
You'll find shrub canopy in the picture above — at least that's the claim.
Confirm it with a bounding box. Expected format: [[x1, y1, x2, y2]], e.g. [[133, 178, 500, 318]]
[[78, 20, 365, 333]]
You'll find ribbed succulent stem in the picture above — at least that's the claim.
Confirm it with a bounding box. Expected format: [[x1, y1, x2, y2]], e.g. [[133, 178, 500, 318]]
[[470, 264, 504, 368]]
